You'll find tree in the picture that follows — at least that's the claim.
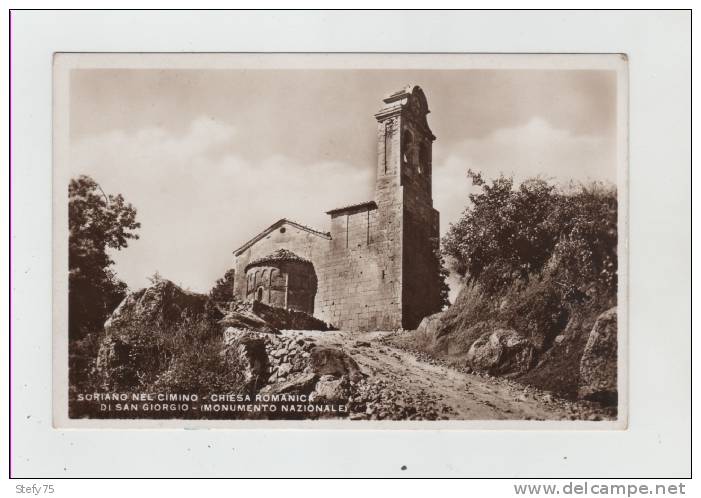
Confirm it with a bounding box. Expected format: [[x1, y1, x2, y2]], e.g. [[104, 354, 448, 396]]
[[69, 175, 140, 339], [442, 170, 617, 298], [442, 170, 557, 291], [209, 269, 236, 303], [147, 271, 165, 285], [433, 248, 452, 309], [547, 182, 618, 301]]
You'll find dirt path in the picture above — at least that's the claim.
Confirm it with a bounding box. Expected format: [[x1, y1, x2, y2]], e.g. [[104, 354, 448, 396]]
[[285, 329, 610, 421]]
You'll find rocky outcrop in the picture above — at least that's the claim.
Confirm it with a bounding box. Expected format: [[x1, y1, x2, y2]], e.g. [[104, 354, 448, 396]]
[[97, 279, 358, 411], [416, 311, 448, 338], [310, 375, 350, 404], [517, 311, 595, 400], [217, 301, 330, 334], [465, 329, 537, 376], [97, 280, 215, 389], [240, 331, 363, 390], [231, 332, 364, 413], [219, 305, 279, 334], [264, 332, 315, 383], [406, 306, 492, 359], [259, 372, 319, 396], [104, 280, 211, 331], [222, 334, 270, 392], [309, 346, 365, 382], [578, 307, 618, 404], [251, 301, 331, 331]]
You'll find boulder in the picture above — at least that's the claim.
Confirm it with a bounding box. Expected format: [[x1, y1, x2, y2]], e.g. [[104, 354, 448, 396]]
[[466, 329, 536, 375], [97, 280, 221, 390], [218, 308, 279, 335], [310, 375, 350, 404], [259, 372, 319, 396], [309, 346, 364, 382], [578, 307, 618, 404], [105, 280, 210, 331], [218, 301, 331, 334], [416, 311, 448, 338], [251, 301, 331, 331], [517, 311, 597, 400]]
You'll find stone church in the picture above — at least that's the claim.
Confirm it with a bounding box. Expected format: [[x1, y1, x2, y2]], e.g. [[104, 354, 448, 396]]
[[232, 85, 442, 331]]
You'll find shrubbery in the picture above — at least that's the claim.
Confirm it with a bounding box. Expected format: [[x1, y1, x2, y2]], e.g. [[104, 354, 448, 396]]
[[396, 171, 618, 399], [209, 268, 236, 304], [69, 315, 248, 419], [443, 170, 617, 308], [147, 318, 246, 394]]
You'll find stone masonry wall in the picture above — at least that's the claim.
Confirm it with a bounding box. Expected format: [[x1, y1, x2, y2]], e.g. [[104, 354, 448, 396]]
[[234, 213, 403, 331], [244, 260, 317, 315], [402, 191, 441, 329], [233, 223, 329, 302], [314, 202, 403, 331]]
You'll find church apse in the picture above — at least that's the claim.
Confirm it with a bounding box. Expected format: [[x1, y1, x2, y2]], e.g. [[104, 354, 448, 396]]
[[244, 249, 318, 315]]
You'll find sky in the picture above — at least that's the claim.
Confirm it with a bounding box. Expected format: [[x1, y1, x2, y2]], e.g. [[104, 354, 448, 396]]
[[69, 68, 618, 296]]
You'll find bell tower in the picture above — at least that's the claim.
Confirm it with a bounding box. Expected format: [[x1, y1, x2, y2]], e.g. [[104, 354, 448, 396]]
[[374, 85, 436, 201], [374, 85, 442, 329]]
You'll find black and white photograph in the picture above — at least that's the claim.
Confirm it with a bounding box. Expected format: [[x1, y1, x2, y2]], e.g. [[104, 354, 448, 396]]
[[53, 53, 627, 426], [6, 7, 693, 485]]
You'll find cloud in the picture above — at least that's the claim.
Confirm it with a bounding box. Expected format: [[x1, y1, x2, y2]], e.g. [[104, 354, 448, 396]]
[[433, 116, 616, 233], [71, 117, 374, 292], [71, 115, 615, 298]]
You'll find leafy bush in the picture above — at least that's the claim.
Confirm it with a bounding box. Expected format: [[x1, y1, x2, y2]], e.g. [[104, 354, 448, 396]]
[[443, 170, 617, 303], [443, 171, 557, 291], [547, 183, 618, 308]]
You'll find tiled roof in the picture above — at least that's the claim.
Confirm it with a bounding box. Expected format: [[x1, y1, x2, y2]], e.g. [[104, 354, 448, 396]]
[[245, 249, 312, 271], [325, 200, 378, 215]]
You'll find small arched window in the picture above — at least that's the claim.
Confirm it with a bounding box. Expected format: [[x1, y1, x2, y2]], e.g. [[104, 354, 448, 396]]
[[402, 130, 413, 165], [419, 142, 430, 174]]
